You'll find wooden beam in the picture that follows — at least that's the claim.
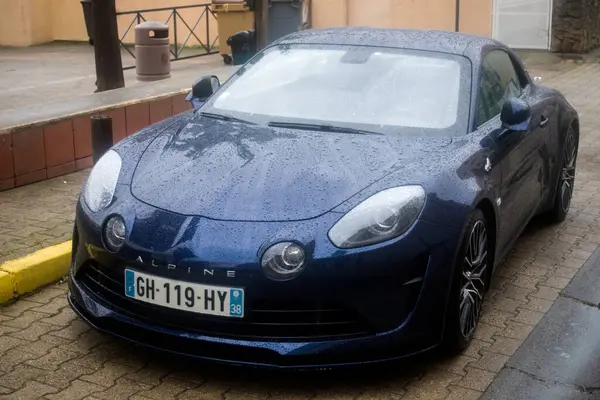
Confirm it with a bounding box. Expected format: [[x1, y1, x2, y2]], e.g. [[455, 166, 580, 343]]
[[92, 0, 125, 92], [254, 0, 269, 50]]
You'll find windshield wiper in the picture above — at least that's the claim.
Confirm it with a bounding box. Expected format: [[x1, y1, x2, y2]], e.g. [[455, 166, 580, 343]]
[[198, 111, 256, 125], [268, 121, 383, 135]]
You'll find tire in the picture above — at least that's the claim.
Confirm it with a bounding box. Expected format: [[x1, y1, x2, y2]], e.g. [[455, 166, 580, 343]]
[[444, 209, 491, 353], [222, 54, 233, 65], [547, 124, 578, 223]]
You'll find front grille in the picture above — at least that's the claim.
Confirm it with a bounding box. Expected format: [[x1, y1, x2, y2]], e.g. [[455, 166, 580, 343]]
[[75, 261, 372, 341]]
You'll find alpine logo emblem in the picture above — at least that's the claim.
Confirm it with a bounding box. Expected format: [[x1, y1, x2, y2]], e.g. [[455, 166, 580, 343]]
[[135, 256, 236, 278]]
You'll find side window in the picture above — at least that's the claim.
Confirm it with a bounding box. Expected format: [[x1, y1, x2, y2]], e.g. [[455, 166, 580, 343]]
[[475, 50, 525, 127]]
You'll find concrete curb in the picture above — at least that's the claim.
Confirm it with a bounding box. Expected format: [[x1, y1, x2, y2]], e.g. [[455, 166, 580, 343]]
[[0, 241, 71, 304]]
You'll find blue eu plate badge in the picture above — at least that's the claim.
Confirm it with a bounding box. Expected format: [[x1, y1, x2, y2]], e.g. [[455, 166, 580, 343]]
[[229, 289, 243, 317]]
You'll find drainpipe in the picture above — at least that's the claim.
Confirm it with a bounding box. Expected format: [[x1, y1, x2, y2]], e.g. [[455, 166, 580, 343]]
[[345, 0, 350, 26], [455, 0, 460, 32]]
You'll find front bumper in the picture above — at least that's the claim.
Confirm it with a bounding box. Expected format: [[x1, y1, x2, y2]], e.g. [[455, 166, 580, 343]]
[[69, 277, 437, 368], [69, 196, 463, 368]]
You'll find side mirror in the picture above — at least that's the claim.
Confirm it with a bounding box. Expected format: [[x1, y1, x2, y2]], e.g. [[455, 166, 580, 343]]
[[191, 75, 220, 101], [500, 98, 531, 132]]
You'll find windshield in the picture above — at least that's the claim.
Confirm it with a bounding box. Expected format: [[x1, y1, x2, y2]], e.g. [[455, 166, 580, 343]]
[[201, 44, 471, 135]]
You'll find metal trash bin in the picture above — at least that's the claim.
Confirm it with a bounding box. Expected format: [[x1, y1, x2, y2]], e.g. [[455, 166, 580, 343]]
[[227, 30, 256, 65], [211, 0, 254, 65], [134, 21, 171, 82]]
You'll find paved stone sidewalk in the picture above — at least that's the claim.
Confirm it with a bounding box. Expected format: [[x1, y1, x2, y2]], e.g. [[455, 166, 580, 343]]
[[0, 170, 88, 263], [0, 43, 225, 112], [1, 61, 600, 399], [482, 247, 600, 399]]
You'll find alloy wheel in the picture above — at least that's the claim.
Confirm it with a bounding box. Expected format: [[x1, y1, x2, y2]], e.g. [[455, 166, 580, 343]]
[[560, 129, 577, 213], [459, 220, 488, 338]]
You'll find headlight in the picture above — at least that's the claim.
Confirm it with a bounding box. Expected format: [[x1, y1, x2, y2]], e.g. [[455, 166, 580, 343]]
[[328, 186, 426, 249], [261, 242, 306, 281], [83, 150, 122, 212]]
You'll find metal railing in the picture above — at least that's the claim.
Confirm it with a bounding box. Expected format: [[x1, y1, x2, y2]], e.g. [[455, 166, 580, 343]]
[[116, 4, 219, 70]]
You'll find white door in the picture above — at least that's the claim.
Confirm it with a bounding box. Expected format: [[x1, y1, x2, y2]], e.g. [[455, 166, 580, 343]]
[[493, 0, 552, 49]]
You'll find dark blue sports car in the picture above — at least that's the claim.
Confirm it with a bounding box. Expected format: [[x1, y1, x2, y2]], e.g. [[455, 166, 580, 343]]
[[68, 27, 579, 368]]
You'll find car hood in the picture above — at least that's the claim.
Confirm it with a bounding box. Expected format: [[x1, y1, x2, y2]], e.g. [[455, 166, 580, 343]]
[[130, 116, 452, 221]]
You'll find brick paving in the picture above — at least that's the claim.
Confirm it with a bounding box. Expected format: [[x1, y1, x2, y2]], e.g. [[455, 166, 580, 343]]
[[1, 61, 600, 399], [0, 171, 88, 263]]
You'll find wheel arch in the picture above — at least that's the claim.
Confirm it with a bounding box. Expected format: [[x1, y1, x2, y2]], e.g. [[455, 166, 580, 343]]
[[441, 198, 497, 350], [475, 198, 498, 287], [558, 97, 579, 143], [442, 195, 498, 317]]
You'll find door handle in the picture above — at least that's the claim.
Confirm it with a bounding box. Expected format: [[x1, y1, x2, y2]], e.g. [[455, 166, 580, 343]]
[[540, 115, 549, 128]]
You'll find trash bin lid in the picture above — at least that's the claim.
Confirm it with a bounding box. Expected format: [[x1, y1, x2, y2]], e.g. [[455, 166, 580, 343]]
[[135, 21, 169, 31], [135, 21, 169, 45]]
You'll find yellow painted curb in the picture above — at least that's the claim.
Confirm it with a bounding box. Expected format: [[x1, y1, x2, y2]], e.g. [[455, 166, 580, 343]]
[[0, 241, 72, 304], [0, 271, 12, 303]]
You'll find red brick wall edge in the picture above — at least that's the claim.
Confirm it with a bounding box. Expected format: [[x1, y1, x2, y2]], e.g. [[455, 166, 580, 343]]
[[0, 93, 192, 192]]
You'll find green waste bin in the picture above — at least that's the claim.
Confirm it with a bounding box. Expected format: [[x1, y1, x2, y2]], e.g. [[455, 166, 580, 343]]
[[211, 1, 255, 65], [227, 30, 256, 65]]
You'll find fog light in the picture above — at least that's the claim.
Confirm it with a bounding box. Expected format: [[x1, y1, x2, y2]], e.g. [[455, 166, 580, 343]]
[[261, 242, 306, 281], [104, 215, 126, 252]]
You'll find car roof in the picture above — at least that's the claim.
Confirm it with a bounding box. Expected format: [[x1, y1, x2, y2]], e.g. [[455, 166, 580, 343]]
[[275, 27, 503, 60]]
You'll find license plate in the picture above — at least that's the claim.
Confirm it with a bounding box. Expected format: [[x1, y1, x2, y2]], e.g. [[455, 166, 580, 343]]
[[124, 269, 244, 318]]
